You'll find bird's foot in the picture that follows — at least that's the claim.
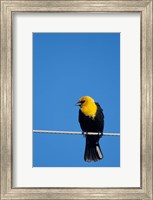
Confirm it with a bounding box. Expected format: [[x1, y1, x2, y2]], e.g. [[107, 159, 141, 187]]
[[98, 132, 103, 136]]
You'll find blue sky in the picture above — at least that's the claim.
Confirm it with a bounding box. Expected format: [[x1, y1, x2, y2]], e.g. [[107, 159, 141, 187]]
[[33, 33, 120, 167]]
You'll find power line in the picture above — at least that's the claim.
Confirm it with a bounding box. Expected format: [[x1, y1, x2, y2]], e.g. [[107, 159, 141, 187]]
[[33, 130, 120, 136]]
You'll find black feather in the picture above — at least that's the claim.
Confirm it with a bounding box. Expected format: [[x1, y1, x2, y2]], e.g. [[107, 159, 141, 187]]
[[79, 102, 104, 162]]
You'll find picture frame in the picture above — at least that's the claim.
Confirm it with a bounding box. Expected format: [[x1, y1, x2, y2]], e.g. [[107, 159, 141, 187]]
[[0, 0, 152, 199]]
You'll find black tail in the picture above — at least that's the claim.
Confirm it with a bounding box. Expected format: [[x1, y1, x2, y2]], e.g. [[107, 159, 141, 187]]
[[84, 135, 103, 162]]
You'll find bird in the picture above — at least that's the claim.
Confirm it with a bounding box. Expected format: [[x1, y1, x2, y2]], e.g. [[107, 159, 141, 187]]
[[75, 96, 104, 162]]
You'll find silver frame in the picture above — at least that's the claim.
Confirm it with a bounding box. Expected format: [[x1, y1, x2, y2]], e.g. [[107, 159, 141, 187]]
[[0, 1, 152, 199]]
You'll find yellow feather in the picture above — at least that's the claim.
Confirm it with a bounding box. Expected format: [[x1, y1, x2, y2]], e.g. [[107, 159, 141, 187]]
[[79, 96, 97, 119]]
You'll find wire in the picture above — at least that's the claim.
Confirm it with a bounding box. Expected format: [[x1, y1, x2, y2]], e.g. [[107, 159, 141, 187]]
[[33, 130, 120, 136]]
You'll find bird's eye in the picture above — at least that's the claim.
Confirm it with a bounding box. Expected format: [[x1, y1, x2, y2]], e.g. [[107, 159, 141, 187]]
[[80, 100, 85, 104]]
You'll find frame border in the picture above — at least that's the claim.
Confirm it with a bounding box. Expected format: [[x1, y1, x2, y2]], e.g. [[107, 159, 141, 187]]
[[1, 1, 152, 199]]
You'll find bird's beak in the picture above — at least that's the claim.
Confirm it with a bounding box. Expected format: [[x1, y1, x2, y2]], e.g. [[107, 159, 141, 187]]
[[75, 101, 81, 106]]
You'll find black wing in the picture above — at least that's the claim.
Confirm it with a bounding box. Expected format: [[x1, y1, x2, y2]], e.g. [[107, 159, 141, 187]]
[[95, 102, 104, 133]]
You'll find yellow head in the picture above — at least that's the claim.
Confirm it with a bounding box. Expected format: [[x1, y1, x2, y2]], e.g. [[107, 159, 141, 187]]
[[75, 96, 97, 119]]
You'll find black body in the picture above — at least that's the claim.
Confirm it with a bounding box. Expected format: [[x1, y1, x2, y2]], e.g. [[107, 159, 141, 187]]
[[79, 103, 104, 162]]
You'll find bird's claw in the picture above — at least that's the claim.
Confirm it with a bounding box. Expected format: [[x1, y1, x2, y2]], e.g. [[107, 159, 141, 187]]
[[82, 132, 102, 135]]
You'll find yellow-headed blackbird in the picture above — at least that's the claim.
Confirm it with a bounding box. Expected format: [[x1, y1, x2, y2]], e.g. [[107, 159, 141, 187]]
[[75, 96, 104, 162]]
